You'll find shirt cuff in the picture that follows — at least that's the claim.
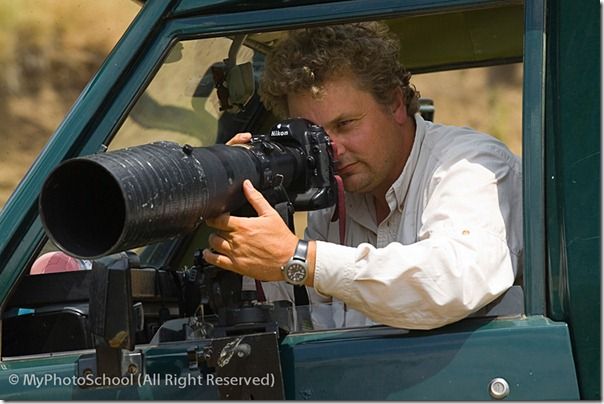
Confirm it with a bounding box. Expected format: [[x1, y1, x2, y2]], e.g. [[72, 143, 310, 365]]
[[313, 240, 357, 302]]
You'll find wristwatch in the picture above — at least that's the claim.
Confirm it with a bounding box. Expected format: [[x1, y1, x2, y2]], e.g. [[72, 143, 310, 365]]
[[281, 240, 309, 285]]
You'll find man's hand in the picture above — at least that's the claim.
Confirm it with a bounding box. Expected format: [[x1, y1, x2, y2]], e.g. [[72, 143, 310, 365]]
[[225, 132, 252, 146], [203, 180, 299, 281]]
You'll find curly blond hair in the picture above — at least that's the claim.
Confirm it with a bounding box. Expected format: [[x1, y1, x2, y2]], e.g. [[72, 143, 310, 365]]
[[260, 21, 420, 118]]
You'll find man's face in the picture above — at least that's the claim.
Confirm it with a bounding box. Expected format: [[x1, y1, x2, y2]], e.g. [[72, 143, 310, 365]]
[[287, 75, 411, 198]]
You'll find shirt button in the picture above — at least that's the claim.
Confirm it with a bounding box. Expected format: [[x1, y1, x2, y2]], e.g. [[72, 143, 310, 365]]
[[462, 229, 470, 236]]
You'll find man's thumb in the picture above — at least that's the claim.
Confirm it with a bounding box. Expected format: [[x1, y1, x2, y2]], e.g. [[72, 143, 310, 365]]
[[243, 180, 273, 216]]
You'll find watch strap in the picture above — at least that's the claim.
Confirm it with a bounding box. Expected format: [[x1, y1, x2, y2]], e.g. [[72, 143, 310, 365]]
[[292, 240, 309, 305], [292, 239, 309, 262]]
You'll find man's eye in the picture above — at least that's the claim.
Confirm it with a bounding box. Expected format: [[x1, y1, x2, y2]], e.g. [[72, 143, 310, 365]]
[[337, 120, 353, 129]]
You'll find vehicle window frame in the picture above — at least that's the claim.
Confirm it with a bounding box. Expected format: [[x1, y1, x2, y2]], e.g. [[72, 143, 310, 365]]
[[521, 0, 546, 315]]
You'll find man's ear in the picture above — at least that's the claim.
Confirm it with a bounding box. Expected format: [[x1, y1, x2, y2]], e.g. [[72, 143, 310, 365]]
[[390, 86, 407, 125]]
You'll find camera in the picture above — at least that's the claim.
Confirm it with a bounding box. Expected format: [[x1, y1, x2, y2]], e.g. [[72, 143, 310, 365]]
[[39, 118, 336, 259]]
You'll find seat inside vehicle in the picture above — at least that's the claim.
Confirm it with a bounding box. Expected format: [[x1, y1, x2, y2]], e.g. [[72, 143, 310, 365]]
[[3, 267, 181, 357]]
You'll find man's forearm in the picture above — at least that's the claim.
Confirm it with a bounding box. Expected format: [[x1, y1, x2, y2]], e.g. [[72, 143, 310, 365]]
[[305, 240, 317, 287]]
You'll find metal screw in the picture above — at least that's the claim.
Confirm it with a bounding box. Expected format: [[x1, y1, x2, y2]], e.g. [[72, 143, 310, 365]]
[[235, 343, 251, 358], [489, 377, 510, 399], [127, 364, 138, 374], [203, 347, 213, 360]]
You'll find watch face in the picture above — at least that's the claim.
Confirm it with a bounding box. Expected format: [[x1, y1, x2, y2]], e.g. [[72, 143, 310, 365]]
[[285, 262, 307, 284]]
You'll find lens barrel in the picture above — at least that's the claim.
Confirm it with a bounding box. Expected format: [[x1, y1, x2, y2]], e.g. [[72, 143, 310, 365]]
[[39, 140, 300, 259]]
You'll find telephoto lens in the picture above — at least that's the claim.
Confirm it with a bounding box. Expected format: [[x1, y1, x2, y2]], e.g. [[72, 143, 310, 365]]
[[39, 118, 336, 259]]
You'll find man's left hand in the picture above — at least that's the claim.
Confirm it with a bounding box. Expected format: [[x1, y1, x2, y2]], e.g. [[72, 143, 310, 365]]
[[203, 179, 299, 281]]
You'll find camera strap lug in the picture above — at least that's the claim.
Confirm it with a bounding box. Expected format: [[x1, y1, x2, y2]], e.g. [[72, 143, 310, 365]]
[[271, 174, 295, 233]]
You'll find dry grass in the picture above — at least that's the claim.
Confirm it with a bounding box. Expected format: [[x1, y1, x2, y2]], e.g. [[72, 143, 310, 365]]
[[412, 64, 523, 155], [0, 0, 140, 206]]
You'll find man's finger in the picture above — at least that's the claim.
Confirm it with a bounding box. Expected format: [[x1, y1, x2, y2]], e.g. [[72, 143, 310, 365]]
[[226, 132, 252, 146], [243, 180, 275, 216], [202, 248, 237, 272], [205, 212, 234, 230], [208, 233, 230, 254]]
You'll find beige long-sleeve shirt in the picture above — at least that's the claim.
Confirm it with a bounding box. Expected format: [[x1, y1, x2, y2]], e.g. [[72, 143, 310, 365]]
[[260, 114, 523, 330]]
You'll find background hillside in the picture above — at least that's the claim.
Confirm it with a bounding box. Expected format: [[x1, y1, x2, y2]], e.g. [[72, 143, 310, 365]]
[[0, 1, 522, 209], [0, 0, 140, 207]]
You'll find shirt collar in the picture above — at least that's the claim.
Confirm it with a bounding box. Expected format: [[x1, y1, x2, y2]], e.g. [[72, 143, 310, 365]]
[[389, 113, 427, 212], [344, 114, 428, 228]]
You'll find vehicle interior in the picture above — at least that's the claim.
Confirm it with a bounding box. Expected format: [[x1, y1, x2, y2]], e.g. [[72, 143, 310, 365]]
[[2, 3, 525, 359]]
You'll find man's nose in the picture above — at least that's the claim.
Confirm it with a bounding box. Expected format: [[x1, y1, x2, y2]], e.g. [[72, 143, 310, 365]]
[[328, 134, 344, 160]]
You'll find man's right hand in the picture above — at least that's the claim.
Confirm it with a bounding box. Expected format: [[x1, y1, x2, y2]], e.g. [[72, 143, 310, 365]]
[[226, 132, 252, 146]]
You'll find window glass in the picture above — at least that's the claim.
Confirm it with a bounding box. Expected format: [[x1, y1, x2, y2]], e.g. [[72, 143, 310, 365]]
[[111, 37, 255, 151], [31, 36, 261, 270]]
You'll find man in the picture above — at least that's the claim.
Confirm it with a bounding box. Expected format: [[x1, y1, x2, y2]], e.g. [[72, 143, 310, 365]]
[[202, 22, 523, 330]]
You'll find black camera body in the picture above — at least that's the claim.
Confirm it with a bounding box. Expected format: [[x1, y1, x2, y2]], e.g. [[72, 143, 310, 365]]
[[248, 118, 336, 211], [39, 118, 337, 259]]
